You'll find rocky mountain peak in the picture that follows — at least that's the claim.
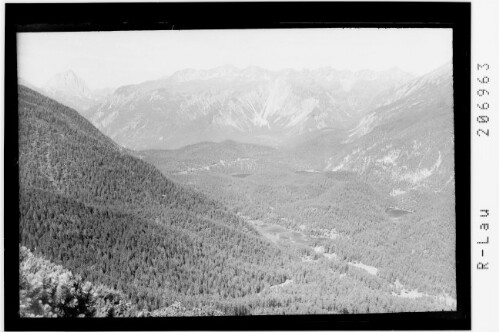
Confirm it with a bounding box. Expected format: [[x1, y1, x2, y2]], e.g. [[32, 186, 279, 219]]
[[39, 70, 113, 113], [44, 70, 92, 97]]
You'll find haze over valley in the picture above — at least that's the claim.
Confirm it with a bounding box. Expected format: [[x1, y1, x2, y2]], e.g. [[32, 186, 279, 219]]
[[17, 29, 456, 317]]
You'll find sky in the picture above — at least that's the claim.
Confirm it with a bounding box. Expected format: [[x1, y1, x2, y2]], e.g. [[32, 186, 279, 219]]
[[17, 28, 452, 90]]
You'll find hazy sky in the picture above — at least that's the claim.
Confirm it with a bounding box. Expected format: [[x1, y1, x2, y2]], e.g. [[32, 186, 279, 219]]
[[18, 28, 452, 90]]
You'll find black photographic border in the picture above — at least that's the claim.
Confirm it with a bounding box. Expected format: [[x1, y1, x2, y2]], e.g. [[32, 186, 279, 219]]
[[4, 2, 471, 330]]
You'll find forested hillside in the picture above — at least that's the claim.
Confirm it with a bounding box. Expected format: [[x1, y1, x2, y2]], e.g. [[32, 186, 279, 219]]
[[18, 86, 291, 311], [18, 85, 455, 315], [143, 146, 456, 302], [20, 246, 222, 317], [137, 66, 456, 310]]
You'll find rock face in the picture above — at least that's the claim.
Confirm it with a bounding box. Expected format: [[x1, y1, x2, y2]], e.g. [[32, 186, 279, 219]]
[[87, 66, 413, 150], [41, 70, 113, 115], [324, 63, 454, 192], [36, 63, 454, 192]]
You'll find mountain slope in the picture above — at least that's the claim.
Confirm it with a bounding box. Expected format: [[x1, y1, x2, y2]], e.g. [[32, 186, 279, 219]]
[[41, 70, 112, 114], [18, 77, 42, 93], [140, 139, 457, 309], [18, 77, 458, 315], [324, 63, 454, 193], [18, 85, 291, 311], [87, 66, 413, 149]]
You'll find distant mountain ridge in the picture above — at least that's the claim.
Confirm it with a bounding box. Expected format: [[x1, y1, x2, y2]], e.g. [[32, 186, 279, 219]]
[[16, 60, 457, 314], [44, 70, 93, 97], [323, 63, 454, 192], [136, 63, 455, 192], [21, 62, 453, 193], [39, 70, 114, 114], [86, 66, 414, 149]]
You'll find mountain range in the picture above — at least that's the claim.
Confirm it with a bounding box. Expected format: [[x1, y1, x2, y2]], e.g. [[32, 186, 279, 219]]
[[323, 63, 454, 192], [77, 66, 413, 149], [17, 59, 456, 316], [28, 64, 453, 192], [29, 70, 114, 115], [138, 64, 454, 192]]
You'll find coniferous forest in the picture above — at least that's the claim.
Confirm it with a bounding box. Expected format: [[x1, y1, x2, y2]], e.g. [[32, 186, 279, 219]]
[[18, 67, 456, 317]]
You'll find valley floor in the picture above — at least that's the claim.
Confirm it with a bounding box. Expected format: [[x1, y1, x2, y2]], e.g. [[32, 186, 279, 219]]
[[137, 146, 457, 315]]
